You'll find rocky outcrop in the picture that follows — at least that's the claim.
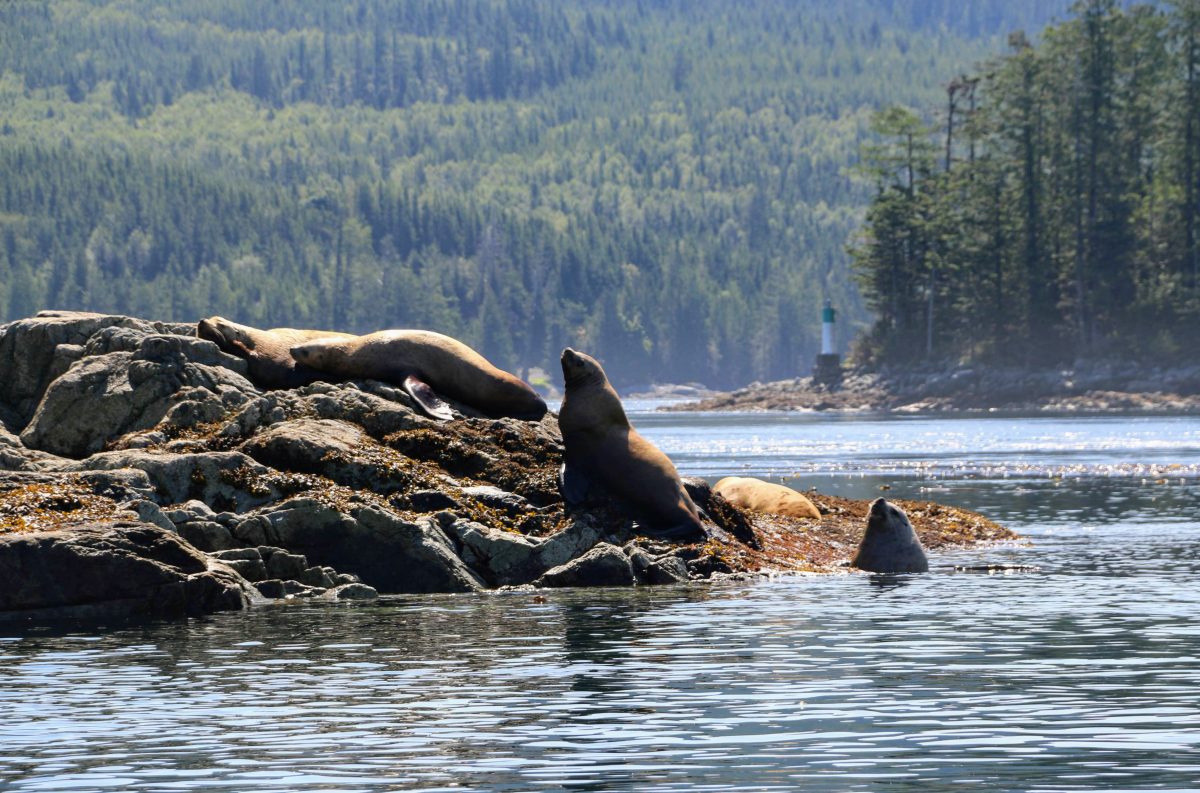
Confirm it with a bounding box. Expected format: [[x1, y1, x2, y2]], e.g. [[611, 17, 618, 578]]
[[0, 521, 254, 622], [0, 312, 1019, 626]]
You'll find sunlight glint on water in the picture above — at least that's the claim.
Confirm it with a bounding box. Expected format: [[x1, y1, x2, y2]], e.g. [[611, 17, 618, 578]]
[[2, 413, 1199, 792]]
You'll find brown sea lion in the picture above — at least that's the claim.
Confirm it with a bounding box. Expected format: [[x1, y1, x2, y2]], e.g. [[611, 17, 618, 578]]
[[196, 316, 355, 389], [850, 498, 929, 573], [713, 476, 821, 520], [558, 347, 705, 540], [290, 330, 548, 421]]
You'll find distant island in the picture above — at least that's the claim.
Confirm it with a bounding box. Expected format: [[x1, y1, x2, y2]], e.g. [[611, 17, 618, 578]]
[[666, 362, 1200, 414]]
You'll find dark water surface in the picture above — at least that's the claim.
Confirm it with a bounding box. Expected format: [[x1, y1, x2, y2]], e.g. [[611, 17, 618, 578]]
[[3, 413, 1199, 792]]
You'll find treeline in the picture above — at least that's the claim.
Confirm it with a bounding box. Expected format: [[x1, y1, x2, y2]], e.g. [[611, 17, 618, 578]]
[[853, 0, 1200, 366], [0, 0, 1075, 386]]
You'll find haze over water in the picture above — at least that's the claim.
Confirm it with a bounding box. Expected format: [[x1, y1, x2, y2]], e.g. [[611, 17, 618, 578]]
[[2, 412, 1198, 792]]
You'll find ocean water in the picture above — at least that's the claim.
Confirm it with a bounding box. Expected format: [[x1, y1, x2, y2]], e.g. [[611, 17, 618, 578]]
[[2, 412, 1198, 792]]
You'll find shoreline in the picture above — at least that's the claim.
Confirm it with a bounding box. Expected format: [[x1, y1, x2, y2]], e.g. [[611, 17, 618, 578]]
[[665, 363, 1200, 414]]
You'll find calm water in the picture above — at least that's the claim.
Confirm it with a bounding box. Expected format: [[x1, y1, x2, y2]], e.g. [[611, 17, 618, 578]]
[[2, 412, 1199, 792]]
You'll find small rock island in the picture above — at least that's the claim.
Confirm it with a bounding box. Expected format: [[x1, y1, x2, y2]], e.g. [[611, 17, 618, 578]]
[[0, 312, 1017, 624]]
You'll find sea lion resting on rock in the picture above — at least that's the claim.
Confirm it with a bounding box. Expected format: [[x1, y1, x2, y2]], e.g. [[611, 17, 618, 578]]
[[558, 347, 706, 540], [850, 498, 929, 573], [713, 476, 821, 519], [197, 316, 356, 390], [291, 330, 548, 421]]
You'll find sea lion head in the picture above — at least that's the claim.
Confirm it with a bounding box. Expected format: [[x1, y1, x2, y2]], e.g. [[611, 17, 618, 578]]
[[560, 347, 607, 388], [197, 316, 255, 354], [852, 498, 929, 573]]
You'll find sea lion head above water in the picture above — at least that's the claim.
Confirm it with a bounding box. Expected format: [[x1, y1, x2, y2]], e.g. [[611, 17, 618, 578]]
[[850, 498, 929, 574]]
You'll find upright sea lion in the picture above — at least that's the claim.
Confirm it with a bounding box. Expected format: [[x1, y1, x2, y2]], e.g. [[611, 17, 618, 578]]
[[197, 316, 355, 389], [558, 347, 705, 540], [850, 498, 929, 573], [713, 476, 821, 519], [291, 330, 548, 421]]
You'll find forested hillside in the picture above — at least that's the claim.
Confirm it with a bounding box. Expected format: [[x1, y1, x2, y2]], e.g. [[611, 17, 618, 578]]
[[0, 0, 1072, 386], [853, 0, 1198, 367]]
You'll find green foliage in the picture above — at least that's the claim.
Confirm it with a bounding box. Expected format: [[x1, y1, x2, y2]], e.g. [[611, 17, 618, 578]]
[[0, 0, 1074, 386], [854, 1, 1200, 366]]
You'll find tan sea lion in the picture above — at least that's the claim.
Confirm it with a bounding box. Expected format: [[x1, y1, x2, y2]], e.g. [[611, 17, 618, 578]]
[[558, 347, 705, 540], [850, 498, 929, 573], [197, 316, 355, 389], [290, 330, 548, 421], [713, 476, 821, 519]]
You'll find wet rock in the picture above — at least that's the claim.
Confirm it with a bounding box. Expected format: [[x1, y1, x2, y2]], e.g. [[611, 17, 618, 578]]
[[322, 582, 378, 601], [241, 497, 484, 594], [535, 543, 636, 588], [298, 566, 337, 588], [628, 547, 690, 585], [262, 548, 308, 581], [254, 579, 287, 599], [0, 521, 254, 622]]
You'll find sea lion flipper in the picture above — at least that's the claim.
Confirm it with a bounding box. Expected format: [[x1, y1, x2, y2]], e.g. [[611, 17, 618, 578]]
[[402, 375, 455, 421], [559, 462, 592, 505]]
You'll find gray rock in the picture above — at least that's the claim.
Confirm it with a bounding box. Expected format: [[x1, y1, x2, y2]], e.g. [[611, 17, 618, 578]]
[[220, 557, 269, 582], [0, 312, 158, 425], [407, 490, 460, 512], [322, 583, 378, 601], [282, 580, 323, 597], [241, 498, 485, 594], [238, 418, 368, 478], [255, 579, 287, 599], [176, 520, 237, 553], [20, 335, 258, 457], [209, 548, 263, 562], [65, 451, 280, 512], [532, 515, 606, 572], [0, 521, 254, 621], [118, 499, 177, 533], [0, 424, 62, 472], [535, 543, 636, 588], [461, 485, 531, 514], [264, 549, 308, 581], [443, 517, 540, 586], [629, 549, 690, 585], [298, 566, 337, 588]]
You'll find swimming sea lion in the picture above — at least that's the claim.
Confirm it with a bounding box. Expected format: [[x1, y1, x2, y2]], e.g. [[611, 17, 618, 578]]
[[197, 316, 355, 389], [850, 498, 929, 573], [713, 476, 821, 519], [558, 347, 705, 540], [291, 330, 548, 421]]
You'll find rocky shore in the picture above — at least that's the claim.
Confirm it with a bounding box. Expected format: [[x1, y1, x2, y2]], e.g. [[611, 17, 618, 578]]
[[669, 363, 1200, 413], [0, 312, 1018, 624]]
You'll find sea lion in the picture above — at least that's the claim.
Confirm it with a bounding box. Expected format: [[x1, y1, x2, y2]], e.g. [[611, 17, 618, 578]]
[[196, 316, 355, 389], [290, 330, 548, 421], [558, 347, 705, 540], [713, 476, 821, 519], [850, 498, 929, 573]]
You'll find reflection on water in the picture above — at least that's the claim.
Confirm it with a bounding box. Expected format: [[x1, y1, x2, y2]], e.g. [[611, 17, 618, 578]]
[[2, 414, 1199, 792]]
